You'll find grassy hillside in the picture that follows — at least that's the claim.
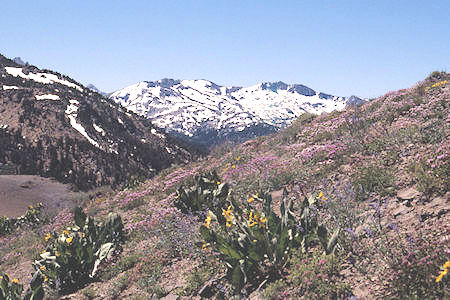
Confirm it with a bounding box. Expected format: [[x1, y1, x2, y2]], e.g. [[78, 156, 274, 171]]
[[1, 72, 448, 299]]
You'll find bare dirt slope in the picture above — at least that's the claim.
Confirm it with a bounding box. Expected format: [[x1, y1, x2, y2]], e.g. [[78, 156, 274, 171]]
[[0, 175, 80, 217]]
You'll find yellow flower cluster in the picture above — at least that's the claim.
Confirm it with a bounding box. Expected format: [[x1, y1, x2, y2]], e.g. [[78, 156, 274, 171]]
[[201, 243, 210, 251], [248, 211, 267, 227], [222, 205, 234, 227], [317, 191, 328, 201], [425, 80, 448, 91], [44, 233, 51, 241], [204, 213, 212, 228], [247, 193, 259, 203], [66, 236, 73, 244], [436, 260, 450, 283], [11, 278, 19, 284], [222, 156, 240, 172]]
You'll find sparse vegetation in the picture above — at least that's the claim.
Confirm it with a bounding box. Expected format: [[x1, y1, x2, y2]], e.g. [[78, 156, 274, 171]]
[[1, 72, 448, 299], [0, 203, 43, 236]]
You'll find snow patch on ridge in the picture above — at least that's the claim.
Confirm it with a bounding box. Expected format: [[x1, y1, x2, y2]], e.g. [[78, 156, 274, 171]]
[[2, 85, 19, 90], [65, 99, 100, 148], [93, 123, 106, 136], [5, 67, 83, 92], [35, 94, 60, 101]]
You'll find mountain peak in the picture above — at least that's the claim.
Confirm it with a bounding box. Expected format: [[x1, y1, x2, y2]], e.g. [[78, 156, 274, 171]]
[[110, 79, 365, 148], [12, 57, 26, 66]]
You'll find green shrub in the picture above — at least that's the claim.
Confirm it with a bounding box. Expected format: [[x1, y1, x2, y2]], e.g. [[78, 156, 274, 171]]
[[261, 279, 288, 299], [410, 158, 449, 196], [0, 272, 44, 300], [32, 207, 124, 295], [384, 235, 449, 299], [199, 189, 339, 294], [0, 203, 43, 236], [100, 253, 140, 281], [279, 112, 316, 143], [174, 170, 230, 216], [351, 165, 394, 201], [0, 274, 23, 300], [287, 248, 351, 299]]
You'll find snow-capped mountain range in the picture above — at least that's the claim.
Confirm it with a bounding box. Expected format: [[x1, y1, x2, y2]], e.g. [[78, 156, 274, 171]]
[[110, 79, 365, 147]]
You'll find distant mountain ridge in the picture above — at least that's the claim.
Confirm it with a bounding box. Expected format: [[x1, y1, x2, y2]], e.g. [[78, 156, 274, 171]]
[[0, 54, 196, 190], [87, 84, 110, 97], [110, 79, 365, 147]]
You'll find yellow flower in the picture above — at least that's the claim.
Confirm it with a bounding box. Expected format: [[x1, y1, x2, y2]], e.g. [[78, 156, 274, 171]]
[[217, 181, 221, 185], [248, 212, 257, 227], [232, 165, 236, 169], [174, 195, 179, 199], [40, 265, 46, 271], [29, 205, 33, 209], [41, 249, 46, 254], [436, 260, 450, 282], [66, 236, 73, 244], [317, 191, 328, 201], [82, 233, 86, 238], [0, 275, 2, 280], [443, 260, 450, 269], [226, 222, 231, 227], [205, 214, 212, 228], [12, 278, 19, 284], [44, 275, 48, 282], [201, 243, 210, 251], [253, 239, 257, 242], [236, 156, 241, 161], [55, 251, 60, 256], [63, 229, 69, 235], [222, 205, 233, 219], [436, 268, 448, 282], [44, 233, 51, 241], [248, 211, 266, 227], [248, 197, 254, 203]]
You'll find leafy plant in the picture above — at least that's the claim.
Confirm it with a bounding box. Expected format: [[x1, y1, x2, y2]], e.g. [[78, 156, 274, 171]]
[[32, 207, 124, 295], [0, 274, 23, 300], [351, 164, 394, 201], [174, 170, 230, 215], [382, 233, 449, 299], [199, 188, 339, 293], [23, 272, 44, 300], [0, 203, 43, 236], [410, 157, 449, 196], [286, 248, 352, 299]]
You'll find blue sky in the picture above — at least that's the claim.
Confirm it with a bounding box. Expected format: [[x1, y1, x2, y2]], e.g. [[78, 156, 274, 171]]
[[0, 1, 448, 98]]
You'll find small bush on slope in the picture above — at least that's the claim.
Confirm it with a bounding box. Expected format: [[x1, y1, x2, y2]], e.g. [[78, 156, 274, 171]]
[[178, 173, 340, 295], [32, 207, 124, 295], [0, 203, 43, 236]]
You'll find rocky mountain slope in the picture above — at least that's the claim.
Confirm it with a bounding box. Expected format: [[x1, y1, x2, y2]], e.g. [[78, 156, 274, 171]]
[[0, 72, 448, 299], [110, 79, 365, 147], [0, 54, 196, 190]]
